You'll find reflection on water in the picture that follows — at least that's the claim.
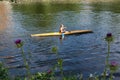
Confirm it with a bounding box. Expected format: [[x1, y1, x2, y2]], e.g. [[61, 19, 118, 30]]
[[90, 1, 120, 13], [0, 1, 13, 54], [12, 3, 81, 32], [0, 1, 11, 32], [0, 1, 120, 78]]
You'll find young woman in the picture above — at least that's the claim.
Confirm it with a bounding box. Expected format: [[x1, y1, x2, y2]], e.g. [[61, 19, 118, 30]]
[[59, 24, 67, 33]]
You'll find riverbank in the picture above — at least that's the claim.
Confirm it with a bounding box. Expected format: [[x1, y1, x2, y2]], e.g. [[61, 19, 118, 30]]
[[5, 0, 120, 4], [10, 0, 81, 4]]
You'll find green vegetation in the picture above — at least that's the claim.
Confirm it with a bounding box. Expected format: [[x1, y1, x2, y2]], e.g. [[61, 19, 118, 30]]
[[0, 62, 9, 80]]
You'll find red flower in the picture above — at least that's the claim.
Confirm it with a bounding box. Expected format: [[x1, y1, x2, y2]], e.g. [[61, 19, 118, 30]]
[[107, 33, 112, 37], [105, 33, 113, 42], [110, 61, 118, 67], [47, 70, 52, 74], [15, 39, 21, 44], [109, 61, 118, 72], [15, 39, 23, 48]]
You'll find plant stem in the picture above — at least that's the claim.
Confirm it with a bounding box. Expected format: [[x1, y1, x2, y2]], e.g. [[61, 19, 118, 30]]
[[104, 41, 110, 79], [107, 41, 110, 57], [21, 47, 31, 79]]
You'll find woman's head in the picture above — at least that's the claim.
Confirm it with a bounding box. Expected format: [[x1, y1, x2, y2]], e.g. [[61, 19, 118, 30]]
[[60, 24, 64, 27]]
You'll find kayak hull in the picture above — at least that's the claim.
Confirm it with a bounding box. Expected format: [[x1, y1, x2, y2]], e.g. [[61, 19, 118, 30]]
[[31, 30, 92, 37]]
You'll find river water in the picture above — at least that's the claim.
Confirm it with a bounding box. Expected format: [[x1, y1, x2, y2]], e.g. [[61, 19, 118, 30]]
[[0, 1, 120, 78]]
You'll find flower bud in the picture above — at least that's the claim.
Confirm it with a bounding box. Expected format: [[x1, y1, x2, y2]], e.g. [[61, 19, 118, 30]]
[[15, 39, 21, 44], [107, 33, 112, 37], [105, 33, 113, 42], [109, 61, 118, 72], [15, 39, 23, 48], [47, 70, 52, 74]]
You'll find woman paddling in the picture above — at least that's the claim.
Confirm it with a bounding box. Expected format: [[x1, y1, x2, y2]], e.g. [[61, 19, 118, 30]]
[[59, 24, 68, 39], [59, 24, 67, 33]]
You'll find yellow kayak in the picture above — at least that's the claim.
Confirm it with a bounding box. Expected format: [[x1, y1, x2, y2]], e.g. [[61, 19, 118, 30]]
[[31, 30, 93, 37]]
